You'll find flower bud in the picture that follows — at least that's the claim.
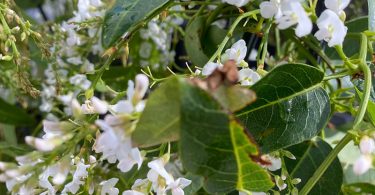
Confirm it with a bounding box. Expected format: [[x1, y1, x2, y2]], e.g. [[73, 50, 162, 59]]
[[1, 55, 13, 61], [133, 74, 149, 104], [353, 155, 372, 175], [25, 136, 56, 152], [359, 136, 375, 154]]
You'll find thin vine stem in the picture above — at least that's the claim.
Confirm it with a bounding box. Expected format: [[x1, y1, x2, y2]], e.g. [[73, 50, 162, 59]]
[[207, 9, 260, 63], [300, 33, 371, 195]]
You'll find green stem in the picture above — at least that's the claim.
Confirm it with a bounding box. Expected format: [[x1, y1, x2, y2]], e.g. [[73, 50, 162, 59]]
[[300, 33, 371, 195], [323, 70, 352, 81], [334, 46, 358, 70], [257, 20, 272, 69], [299, 134, 352, 195], [207, 9, 260, 63]]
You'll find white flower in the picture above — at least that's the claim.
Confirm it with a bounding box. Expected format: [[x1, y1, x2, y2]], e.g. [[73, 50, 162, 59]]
[[353, 155, 372, 175], [238, 68, 261, 86], [202, 62, 221, 76], [221, 39, 247, 65], [25, 134, 72, 152], [275, 0, 312, 37], [81, 96, 108, 114], [62, 160, 90, 194], [69, 74, 92, 90], [222, 0, 250, 7], [260, 0, 282, 19], [110, 74, 149, 114], [147, 157, 174, 194], [94, 115, 143, 172], [264, 155, 282, 171], [325, 0, 350, 16], [100, 178, 119, 195], [359, 136, 375, 154], [314, 9, 348, 47], [165, 178, 192, 195]]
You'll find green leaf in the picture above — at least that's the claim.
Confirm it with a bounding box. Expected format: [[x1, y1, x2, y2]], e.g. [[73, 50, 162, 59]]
[[0, 98, 34, 126], [284, 138, 343, 195], [240, 87, 330, 152], [102, 0, 170, 48], [326, 17, 368, 59], [133, 77, 257, 147], [132, 77, 180, 147], [180, 82, 273, 193], [236, 63, 329, 152], [237, 63, 324, 115], [184, 16, 210, 67]]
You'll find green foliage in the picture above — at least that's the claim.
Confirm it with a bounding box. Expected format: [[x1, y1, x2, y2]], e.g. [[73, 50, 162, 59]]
[[0, 98, 34, 126], [179, 81, 273, 193], [285, 138, 343, 195], [237, 63, 329, 152], [184, 16, 210, 67], [102, 0, 170, 48]]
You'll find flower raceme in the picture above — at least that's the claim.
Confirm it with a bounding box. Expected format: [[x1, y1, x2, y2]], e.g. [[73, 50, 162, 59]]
[[260, 0, 312, 37], [202, 39, 261, 86]]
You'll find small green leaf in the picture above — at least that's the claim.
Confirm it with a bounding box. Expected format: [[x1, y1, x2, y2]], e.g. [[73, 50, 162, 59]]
[[0, 98, 34, 126], [285, 138, 343, 195], [184, 16, 209, 67], [102, 0, 170, 48], [180, 82, 273, 193]]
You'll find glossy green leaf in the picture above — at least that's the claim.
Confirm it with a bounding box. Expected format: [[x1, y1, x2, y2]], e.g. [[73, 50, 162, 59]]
[[237, 63, 328, 152], [240, 87, 330, 152], [102, 0, 170, 48], [180, 82, 273, 193], [284, 138, 343, 195], [0, 98, 34, 126], [237, 63, 324, 115], [132, 77, 180, 147], [184, 16, 210, 67]]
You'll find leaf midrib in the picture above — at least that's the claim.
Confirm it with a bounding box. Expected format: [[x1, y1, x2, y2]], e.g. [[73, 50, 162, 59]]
[[237, 84, 322, 116]]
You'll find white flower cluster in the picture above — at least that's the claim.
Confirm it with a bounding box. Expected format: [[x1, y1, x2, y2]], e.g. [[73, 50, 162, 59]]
[[260, 0, 348, 46], [201, 39, 261, 86], [40, 0, 105, 113], [353, 135, 375, 175], [121, 155, 191, 195], [138, 15, 181, 69]]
